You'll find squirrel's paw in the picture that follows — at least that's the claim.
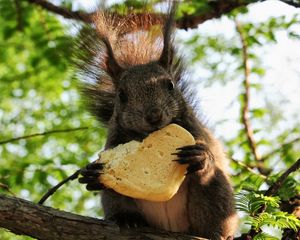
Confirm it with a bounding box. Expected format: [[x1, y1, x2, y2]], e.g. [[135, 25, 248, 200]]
[[173, 143, 213, 174], [78, 162, 105, 191], [110, 212, 148, 228]]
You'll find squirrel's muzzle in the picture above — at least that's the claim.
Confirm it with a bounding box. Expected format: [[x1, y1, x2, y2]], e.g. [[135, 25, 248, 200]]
[[145, 108, 163, 125]]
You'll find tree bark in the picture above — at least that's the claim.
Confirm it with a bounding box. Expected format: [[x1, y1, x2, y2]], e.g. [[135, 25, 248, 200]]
[[24, 0, 300, 30], [0, 194, 206, 240]]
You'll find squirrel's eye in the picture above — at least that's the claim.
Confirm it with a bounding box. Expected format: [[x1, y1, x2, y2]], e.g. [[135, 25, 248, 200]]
[[168, 81, 175, 91], [118, 89, 128, 103]]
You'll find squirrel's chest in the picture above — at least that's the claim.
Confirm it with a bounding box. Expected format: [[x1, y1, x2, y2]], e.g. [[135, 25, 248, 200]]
[[135, 179, 189, 232]]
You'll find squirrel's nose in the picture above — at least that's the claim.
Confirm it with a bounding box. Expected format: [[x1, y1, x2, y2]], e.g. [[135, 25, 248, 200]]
[[146, 108, 163, 125]]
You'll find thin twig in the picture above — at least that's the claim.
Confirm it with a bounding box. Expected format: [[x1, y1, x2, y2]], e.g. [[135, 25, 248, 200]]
[[0, 182, 15, 196], [25, 0, 94, 23], [231, 158, 267, 179], [38, 169, 81, 205], [235, 20, 263, 168], [261, 136, 300, 161], [265, 158, 300, 197], [281, 0, 300, 8], [0, 127, 88, 145], [14, 0, 23, 31]]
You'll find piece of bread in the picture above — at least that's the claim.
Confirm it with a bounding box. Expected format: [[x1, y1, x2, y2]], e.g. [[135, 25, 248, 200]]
[[97, 124, 195, 202]]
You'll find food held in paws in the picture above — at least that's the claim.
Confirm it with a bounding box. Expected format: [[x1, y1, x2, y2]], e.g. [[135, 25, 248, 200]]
[[97, 124, 195, 201]]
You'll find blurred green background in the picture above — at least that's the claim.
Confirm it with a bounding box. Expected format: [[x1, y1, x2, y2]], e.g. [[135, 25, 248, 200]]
[[0, 1, 299, 239]]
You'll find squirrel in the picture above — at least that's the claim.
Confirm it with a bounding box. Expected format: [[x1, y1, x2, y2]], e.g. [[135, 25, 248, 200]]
[[77, 4, 238, 240]]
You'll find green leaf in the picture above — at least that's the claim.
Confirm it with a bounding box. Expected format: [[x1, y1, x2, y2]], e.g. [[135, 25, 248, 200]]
[[251, 212, 300, 232], [251, 108, 268, 118], [236, 191, 280, 215]]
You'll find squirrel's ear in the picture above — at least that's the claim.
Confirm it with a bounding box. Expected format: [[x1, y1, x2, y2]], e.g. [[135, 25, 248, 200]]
[[103, 38, 123, 84], [158, 3, 176, 69]]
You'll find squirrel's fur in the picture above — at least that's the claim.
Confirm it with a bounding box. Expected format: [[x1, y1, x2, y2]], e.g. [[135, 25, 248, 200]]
[[76, 6, 190, 126], [77, 4, 238, 240]]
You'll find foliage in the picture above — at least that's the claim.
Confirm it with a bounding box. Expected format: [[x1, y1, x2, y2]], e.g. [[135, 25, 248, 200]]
[[236, 191, 300, 238], [251, 212, 299, 232], [0, 2, 105, 239], [0, 0, 299, 239], [236, 192, 281, 214]]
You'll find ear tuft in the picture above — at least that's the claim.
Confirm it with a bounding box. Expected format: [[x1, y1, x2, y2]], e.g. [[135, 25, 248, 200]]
[[159, 2, 177, 69], [102, 37, 124, 84]]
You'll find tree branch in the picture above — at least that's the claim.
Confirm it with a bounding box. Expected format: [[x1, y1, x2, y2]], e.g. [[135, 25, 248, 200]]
[[0, 194, 206, 240], [261, 136, 300, 161], [23, 0, 300, 30], [281, 0, 300, 8], [14, 0, 23, 31], [23, 0, 267, 30], [176, 0, 254, 30], [0, 127, 88, 145], [38, 169, 81, 205], [264, 158, 300, 197], [0, 183, 15, 196], [231, 157, 267, 179], [24, 0, 164, 31], [235, 20, 266, 173], [25, 0, 94, 23]]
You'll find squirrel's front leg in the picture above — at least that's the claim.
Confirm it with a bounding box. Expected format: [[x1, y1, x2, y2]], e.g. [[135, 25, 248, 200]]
[[174, 142, 237, 240], [78, 161, 148, 228], [173, 142, 214, 175]]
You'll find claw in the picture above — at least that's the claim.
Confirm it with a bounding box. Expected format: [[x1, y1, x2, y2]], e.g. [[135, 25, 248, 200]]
[[174, 157, 201, 165], [172, 149, 202, 157], [173, 159, 188, 164], [79, 161, 105, 191], [176, 144, 207, 151], [173, 143, 212, 174], [80, 169, 102, 177], [78, 176, 99, 184], [86, 162, 104, 170], [86, 182, 105, 191]]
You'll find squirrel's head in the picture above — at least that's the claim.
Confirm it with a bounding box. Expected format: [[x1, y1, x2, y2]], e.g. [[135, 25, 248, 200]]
[[78, 3, 190, 133], [97, 4, 186, 134], [114, 62, 184, 134]]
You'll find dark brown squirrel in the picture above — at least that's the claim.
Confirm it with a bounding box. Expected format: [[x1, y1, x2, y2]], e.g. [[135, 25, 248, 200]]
[[77, 4, 238, 240]]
